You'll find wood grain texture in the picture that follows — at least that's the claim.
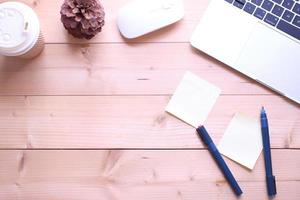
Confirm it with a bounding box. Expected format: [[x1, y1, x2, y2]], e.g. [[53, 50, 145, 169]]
[[0, 95, 299, 149], [0, 43, 273, 95], [0, 0, 299, 199], [0, 150, 299, 200]]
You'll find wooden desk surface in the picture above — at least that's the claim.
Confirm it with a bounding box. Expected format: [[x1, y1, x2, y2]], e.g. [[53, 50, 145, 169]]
[[0, 0, 299, 199]]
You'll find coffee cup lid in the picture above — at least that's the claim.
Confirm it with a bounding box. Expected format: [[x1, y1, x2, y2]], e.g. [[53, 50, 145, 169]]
[[0, 2, 40, 56]]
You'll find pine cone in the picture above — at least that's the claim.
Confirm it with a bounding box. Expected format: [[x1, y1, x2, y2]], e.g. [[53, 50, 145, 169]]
[[60, 0, 105, 39]]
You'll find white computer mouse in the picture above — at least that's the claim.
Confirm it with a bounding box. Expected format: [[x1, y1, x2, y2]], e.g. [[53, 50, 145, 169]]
[[117, 0, 184, 39]]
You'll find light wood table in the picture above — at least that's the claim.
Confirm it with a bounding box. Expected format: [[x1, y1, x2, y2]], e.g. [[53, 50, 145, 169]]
[[0, 0, 299, 199]]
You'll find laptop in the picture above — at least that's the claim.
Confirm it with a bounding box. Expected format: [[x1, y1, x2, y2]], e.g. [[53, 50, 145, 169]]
[[190, 0, 300, 104]]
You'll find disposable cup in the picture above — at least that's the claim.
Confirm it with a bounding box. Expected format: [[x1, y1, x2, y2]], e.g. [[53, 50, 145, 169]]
[[0, 2, 44, 59]]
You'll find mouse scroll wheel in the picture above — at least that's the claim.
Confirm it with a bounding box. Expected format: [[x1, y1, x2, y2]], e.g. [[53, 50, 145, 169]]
[[161, 2, 174, 9]]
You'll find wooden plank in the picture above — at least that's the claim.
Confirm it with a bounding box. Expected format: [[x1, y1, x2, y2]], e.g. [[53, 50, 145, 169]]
[[0, 150, 299, 200], [0, 43, 272, 95], [0, 95, 299, 149], [0, 0, 210, 43]]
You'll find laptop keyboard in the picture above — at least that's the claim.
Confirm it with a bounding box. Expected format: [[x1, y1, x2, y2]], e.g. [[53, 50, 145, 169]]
[[225, 0, 300, 40]]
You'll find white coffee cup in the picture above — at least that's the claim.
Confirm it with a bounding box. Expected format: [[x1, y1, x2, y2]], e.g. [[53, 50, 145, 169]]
[[0, 1, 44, 59]]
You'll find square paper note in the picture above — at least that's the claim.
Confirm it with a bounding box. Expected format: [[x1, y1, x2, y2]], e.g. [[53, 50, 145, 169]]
[[165, 71, 221, 128], [218, 113, 263, 170]]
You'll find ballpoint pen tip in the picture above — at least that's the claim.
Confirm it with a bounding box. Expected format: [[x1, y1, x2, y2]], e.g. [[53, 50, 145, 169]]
[[261, 106, 266, 114]]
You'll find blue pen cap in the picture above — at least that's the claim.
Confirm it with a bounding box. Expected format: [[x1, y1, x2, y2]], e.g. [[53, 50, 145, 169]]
[[196, 126, 213, 145], [266, 175, 277, 196]]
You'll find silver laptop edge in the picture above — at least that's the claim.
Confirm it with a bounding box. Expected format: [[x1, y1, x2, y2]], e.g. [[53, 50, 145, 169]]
[[191, 0, 300, 104]]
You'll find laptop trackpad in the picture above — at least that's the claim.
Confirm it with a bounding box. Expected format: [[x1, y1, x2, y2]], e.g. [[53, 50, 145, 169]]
[[236, 22, 300, 101]]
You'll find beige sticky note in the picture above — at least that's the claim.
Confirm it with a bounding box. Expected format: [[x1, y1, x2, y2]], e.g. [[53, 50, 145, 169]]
[[218, 113, 263, 170], [165, 71, 221, 128]]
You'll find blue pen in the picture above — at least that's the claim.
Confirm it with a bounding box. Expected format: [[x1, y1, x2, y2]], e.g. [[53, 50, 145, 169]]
[[260, 107, 277, 196], [196, 126, 243, 196]]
